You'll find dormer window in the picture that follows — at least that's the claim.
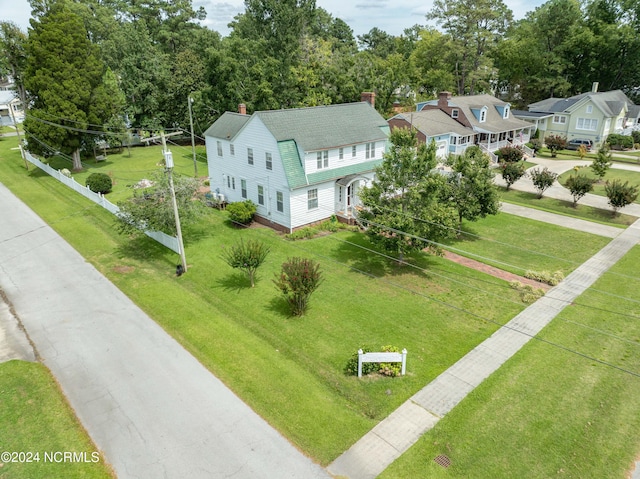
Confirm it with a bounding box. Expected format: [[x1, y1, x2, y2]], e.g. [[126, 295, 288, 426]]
[[503, 105, 510, 119], [452, 109, 459, 119], [480, 107, 487, 123]]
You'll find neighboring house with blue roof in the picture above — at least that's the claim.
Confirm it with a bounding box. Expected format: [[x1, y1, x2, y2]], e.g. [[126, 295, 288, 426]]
[[409, 92, 533, 160], [516, 84, 639, 147], [204, 98, 390, 232]]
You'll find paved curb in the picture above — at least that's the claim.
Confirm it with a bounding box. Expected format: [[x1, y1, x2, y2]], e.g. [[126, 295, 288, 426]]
[[0, 182, 329, 479]]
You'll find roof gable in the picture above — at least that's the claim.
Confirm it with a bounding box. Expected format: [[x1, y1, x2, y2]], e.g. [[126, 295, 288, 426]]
[[204, 112, 250, 140]]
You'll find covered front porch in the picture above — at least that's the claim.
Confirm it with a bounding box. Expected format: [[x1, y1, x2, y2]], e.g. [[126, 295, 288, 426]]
[[334, 174, 367, 222], [477, 127, 532, 152]]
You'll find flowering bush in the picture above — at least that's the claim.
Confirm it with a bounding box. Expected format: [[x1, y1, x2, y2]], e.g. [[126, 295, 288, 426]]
[[273, 257, 323, 316]]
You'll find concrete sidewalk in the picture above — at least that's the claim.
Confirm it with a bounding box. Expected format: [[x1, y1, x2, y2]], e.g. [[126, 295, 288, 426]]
[[0, 181, 329, 479], [497, 157, 640, 217], [328, 217, 640, 479], [500, 202, 622, 238]]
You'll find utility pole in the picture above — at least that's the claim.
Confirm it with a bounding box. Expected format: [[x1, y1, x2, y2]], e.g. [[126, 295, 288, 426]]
[[161, 131, 187, 274], [188, 96, 198, 177], [9, 102, 27, 170]]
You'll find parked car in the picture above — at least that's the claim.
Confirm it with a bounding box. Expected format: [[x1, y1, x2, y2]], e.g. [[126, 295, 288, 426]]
[[565, 139, 593, 151]]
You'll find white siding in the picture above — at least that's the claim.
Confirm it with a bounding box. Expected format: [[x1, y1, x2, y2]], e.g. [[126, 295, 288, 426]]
[[206, 117, 291, 228], [289, 182, 336, 229], [302, 141, 386, 174]]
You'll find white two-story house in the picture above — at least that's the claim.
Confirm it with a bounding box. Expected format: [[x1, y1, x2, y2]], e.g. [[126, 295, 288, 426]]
[[204, 97, 390, 232]]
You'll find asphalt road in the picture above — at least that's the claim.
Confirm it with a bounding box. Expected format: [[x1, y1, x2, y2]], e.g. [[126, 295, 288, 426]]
[[0, 181, 329, 479]]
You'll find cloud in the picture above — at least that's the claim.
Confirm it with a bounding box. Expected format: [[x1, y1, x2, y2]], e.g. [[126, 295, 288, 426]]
[[355, 0, 388, 9]]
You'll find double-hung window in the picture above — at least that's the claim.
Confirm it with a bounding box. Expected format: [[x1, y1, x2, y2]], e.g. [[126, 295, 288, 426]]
[[241, 179, 247, 199], [307, 189, 318, 210], [365, 142, 375, 159], [247, 147, 254, 165], [276, 191, 284, 212], [266, 152, 272, 170], [217, 141, 223, 156], [257, 185, 264, 205]]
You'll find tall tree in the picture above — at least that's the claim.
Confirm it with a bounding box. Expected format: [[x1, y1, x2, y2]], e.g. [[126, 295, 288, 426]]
[[24, 0, 116, 170], [494, 0, 600, 104], [0, 22, 28, 106], [444, 146, 500, 230], [359, 128, 458, 261], [427, 0, 513, 95]]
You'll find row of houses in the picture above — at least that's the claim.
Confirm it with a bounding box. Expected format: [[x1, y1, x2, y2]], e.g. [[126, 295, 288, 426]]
[[201, 87, 640, 232]]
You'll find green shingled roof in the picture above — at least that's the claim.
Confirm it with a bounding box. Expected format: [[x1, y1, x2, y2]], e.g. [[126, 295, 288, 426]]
[[256, 102, 388, 151], [306, 159, 383, 185], [204, 112, 250, 140], [278, 140, 307, 189]]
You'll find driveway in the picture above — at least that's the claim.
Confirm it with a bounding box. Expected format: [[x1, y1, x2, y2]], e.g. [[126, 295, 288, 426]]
[[0, 181, 329, 479]]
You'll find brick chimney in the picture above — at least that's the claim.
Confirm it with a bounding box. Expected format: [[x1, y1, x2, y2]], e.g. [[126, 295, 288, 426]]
[[438, 91, 452, 108], [361, 92, 376, 108], [238, 103, 247, 115]]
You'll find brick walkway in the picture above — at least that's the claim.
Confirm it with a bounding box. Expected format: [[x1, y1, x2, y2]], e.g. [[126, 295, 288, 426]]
[[328, 218, 640, 479]]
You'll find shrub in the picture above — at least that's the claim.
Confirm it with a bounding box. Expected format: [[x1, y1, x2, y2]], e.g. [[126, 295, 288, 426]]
[[529, 167, 558, 198], [591, 146, 612, 180], [378, 345, 402, 377], [496, 145, 524, 162], [606, 133, 634, 150], [524, 270, 564, 286], [632, 130, 640, 145], [344, 347, 378, 376], [226, 200, 256, 225], [273, 257, 323, 316], [59, 168, 71, 178], [500, 161, 527, 190], [527, 139, 542, 153], [564, 174, 594, 206], [509, 281, 545, 304], [85, 172, 112, 194], [343, 345, 403, 377], [221, 239, 270, 287], [544, 134, 567, 157], [604, 179, 639, 215]]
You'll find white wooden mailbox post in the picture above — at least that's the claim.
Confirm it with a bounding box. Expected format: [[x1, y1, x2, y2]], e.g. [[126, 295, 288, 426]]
[[357, 349, 407, 377]]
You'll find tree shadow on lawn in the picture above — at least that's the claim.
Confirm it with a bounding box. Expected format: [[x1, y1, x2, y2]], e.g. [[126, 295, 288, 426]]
[[439, 223, 483, 248], [329, 232, 436, 280], [114, 234, 170, 263], [215, 271, 254, 293]]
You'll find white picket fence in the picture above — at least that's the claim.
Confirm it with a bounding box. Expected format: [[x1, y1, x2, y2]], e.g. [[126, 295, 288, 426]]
[[22, 148, 181, 254]]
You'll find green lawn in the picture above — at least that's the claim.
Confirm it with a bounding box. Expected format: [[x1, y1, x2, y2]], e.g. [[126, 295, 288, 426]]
[[499, 188, 636, 227], [380, 245, 640, 479], [0, 361, 114, 479], [558, 167, 640, 204], [441, 212, 610, 277], [1, 135, 637, 475], [35, 142, 208, 203]]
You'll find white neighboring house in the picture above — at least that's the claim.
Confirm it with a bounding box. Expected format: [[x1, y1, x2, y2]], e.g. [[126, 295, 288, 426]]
[[204, 98, 390, 232], [0, 90, 24, 127]]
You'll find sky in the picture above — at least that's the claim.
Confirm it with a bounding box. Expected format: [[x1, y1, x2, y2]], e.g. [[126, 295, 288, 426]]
[[1, 0, 544, 38]]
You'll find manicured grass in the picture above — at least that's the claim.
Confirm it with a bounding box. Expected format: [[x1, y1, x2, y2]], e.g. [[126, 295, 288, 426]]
[[499, 188, 636, 227], [0, 136, 527, 463], [1, 135, 635, 474], [380, 246, 640, 479], [34, 142, 207, 203], [441, 212, 610, 277], [0, 361, 114, 479], [558, 167, 640, 204]]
